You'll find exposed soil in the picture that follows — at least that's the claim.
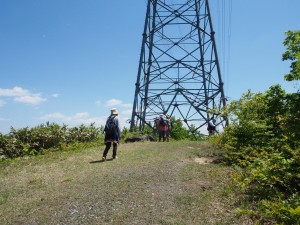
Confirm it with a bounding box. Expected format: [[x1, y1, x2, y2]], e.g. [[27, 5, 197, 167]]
[[194, 156, 218, 164]]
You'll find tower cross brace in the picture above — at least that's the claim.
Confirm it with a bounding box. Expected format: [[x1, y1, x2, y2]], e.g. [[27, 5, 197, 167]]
[[130, 0, 227, 136]]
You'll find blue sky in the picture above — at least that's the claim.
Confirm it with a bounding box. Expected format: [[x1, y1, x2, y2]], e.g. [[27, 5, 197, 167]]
[[0, 0, 299, 134]]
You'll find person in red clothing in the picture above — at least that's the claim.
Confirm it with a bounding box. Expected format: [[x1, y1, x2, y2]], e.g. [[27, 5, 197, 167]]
[[155, 114, 169, 142]]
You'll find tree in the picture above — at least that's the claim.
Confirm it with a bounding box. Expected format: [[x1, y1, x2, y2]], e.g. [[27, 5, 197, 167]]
[[210, 31, 300, 224], [282, 30, 300, 81], [169, 117, 189, 140]]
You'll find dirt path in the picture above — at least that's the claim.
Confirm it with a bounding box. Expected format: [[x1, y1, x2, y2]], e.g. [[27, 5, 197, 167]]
[[0, 141, 250, 224]]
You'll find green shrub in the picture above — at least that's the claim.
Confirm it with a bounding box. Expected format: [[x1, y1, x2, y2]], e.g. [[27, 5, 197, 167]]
[[0, 123, 102, 159], [211, 84, 300, 224]]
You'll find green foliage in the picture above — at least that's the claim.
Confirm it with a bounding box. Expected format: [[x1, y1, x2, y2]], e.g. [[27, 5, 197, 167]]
[[188, 124, 206, 141], [218, 85, 300, 164], [259, 199, 300, 225], [240, 151, 300, 198], [282, 92, 300, 148], [212, 84, 300, 224], [119, 128, 149, 143], [120, 126, 130, 141], [282, 30, 300, 81], [0, 123, 102, 159], [211, 31, 300, 223], [0, 133, 8, 155], [142, 125, 154, 135], [168, 116, 189, 140], [66, 123, 100, 143]]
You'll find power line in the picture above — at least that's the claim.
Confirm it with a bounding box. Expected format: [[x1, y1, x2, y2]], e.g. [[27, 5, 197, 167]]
[[215, 0, 232, 100], [226, 0, 232, 98]]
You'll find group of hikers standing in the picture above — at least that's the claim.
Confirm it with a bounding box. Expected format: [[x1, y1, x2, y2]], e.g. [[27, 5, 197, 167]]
[[101, 108, 216, 160], [101, 109, 172, 161], [154, 114, 171, 142]]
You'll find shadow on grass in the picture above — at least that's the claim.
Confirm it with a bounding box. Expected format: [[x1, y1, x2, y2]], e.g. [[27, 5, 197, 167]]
[[89, 158, 114, 164]]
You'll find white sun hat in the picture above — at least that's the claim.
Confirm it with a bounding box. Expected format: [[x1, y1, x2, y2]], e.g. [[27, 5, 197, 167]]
[[111, 108, 118, 115]]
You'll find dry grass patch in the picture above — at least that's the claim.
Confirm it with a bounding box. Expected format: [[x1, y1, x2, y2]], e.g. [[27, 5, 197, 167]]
[[0, 141, 250, 225]]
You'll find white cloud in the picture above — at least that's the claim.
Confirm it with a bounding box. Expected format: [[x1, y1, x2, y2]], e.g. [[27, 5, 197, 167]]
[[0, 86, 28, 96], [41, 112, 66, 120], [40, 111, 132, 129], [106, 98, 122, 106], [69, 112, 90, 121], [0, 86, 46, 105], [0, 99, 6, 107], [41, 112, 92, 122], [122, 103, 133, 108], [105, 99, 132, 108], [14, 94, 46, 105], [51, 93, 60, 98], [122, 109, 132, 117], [40, 112, 107, 127]]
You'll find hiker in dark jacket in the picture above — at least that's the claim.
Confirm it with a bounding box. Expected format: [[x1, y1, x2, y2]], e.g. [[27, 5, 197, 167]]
[[102, 108, 121, 161], [165, 114, 171, 141], [207, 118, 216, 136]]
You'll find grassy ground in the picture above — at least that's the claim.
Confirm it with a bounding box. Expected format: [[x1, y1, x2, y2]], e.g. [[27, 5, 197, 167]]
[[0, 141, 251, 225]]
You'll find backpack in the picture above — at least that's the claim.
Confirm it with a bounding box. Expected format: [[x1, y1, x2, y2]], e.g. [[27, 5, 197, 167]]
[[160, 116, 167, 126], [104, 116, 117, 134], [207, 121, 216, 131]]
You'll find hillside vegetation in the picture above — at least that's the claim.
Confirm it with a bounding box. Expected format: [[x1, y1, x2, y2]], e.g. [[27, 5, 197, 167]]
[[211, 85, 300, 224], [211, 30, 300, 224]]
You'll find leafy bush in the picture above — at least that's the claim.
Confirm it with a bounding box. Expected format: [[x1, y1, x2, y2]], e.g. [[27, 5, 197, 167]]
[[212, 85, 300, 224], [0, 123, 102, 159], [210, 31, 300, 223], [169, 117, 190, 140]]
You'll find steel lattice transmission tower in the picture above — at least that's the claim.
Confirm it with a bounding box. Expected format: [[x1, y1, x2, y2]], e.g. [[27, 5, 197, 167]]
[[130, 0, 227, 136]]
